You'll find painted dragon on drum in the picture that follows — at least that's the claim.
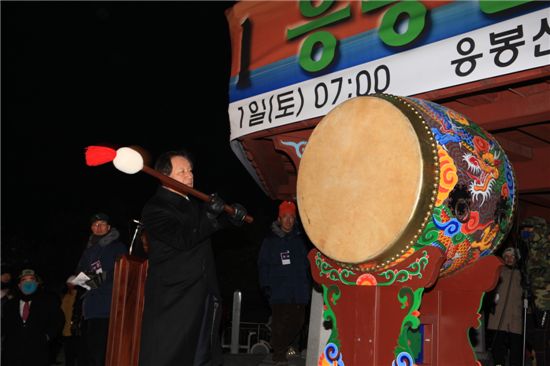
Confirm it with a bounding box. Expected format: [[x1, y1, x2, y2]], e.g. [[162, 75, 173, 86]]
[[463, 139, 501, 203]]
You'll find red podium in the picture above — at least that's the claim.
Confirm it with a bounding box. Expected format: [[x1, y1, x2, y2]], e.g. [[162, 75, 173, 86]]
[[105, 255, 148, 366], [309, 247, 503, 366]]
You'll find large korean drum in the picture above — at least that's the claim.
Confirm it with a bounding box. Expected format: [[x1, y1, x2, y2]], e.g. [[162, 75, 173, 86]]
[[297, 95, 516, 276]]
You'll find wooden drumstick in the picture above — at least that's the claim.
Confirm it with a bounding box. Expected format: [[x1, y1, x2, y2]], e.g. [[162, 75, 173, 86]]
[[85, 145, 253, 224]]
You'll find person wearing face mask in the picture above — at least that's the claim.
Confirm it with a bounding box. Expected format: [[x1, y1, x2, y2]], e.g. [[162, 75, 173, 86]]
[[138, 149, 247, 366], [258, 200, 312, 366], [1, 269, 64, 366], [75, 212, 127, 366]]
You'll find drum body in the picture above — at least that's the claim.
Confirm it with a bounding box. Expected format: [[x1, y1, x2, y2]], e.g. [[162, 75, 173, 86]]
[[297, 95, 516, 276]]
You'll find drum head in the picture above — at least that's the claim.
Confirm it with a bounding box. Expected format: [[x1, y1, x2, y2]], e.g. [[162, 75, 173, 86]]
[[297, 96, 428, 264]]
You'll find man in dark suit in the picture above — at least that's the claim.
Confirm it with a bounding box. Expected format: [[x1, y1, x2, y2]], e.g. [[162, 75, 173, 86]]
[[138, 149, 246, 366], [1, 268, 64, 366]]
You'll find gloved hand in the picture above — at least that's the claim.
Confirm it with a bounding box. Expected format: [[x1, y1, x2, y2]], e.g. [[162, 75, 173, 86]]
[[206, 193, 225, 220], [85, 272, 106, 289], [229, 203, 247, 226]]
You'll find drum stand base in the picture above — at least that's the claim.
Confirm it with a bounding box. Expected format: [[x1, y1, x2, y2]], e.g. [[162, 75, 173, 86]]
[[308, 248, 503, 366]]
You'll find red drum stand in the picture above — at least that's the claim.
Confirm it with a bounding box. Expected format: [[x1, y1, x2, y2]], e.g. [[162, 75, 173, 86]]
[[309, 247, 502, 366]]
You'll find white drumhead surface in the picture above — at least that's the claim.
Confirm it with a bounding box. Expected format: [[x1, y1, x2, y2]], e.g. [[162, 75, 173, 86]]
[[297, 96, 423, 263]]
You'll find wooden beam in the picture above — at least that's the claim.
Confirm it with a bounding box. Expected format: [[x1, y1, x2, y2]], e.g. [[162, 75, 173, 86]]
[[494, 135, 533, 161], [443, 89, 550, 131], [513, 146, 550, 193]]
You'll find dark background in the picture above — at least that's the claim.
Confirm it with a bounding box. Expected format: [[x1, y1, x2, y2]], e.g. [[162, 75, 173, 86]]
[[2, 1, 276, 322]]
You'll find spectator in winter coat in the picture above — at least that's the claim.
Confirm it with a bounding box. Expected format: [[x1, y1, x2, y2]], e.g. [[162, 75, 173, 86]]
[[1, 268, 64, 366], [75, 212, 127, 366], [258, 200, 312, 366]]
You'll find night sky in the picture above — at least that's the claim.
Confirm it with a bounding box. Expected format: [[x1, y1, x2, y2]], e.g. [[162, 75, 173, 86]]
[[2, 1, 276, 320]]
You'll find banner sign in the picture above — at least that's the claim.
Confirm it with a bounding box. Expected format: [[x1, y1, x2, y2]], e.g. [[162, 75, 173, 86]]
[[226, 1, 550, 141]]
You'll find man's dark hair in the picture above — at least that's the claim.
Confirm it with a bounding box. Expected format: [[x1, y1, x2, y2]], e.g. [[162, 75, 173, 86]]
[[154, 150, 193, 175]]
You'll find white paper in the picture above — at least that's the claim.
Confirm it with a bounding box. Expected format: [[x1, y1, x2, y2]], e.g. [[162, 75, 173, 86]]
[[70, 272, 92, 290]]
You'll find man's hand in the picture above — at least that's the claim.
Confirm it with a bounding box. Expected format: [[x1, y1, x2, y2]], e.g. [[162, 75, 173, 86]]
[[230, 203, 247, 226], [206, 193, 225, 220], [84, 272, 106, 289]]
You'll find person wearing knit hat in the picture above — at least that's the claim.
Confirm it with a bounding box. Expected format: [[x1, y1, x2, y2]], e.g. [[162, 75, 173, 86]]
[[74, 211, 127, 366], [258, 200, 311, 365]]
